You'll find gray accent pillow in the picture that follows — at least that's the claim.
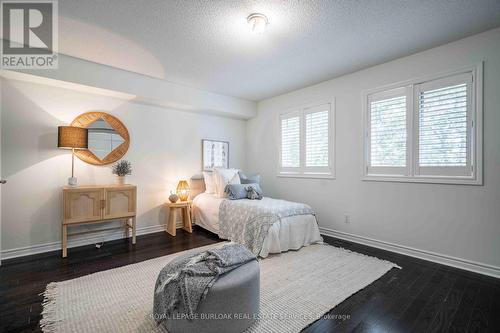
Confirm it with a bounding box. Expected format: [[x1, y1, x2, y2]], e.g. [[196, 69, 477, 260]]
[[246, 186, 263, 200], [224, 184, 247, 200], [239, 173, 261, 185], [225, 183, 263, 200]]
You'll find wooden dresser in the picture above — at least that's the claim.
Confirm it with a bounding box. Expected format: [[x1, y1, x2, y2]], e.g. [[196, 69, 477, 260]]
[[61, 184, 137, 257]]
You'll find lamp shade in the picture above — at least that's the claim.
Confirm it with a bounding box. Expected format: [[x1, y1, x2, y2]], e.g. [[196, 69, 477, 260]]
[[58, 126, 88, 150], [176, 180, 190, 201]]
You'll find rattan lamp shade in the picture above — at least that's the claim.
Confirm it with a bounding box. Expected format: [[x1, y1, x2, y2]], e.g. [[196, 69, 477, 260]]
[[176, 180, 190, 201], [58, 126, 88, 150]]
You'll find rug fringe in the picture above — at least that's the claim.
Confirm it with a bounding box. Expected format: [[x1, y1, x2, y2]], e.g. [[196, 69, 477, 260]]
[[39, 282, 59, 333]]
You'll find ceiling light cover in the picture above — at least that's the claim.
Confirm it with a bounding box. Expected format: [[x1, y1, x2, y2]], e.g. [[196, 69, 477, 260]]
[[247, 13, 268, 34]]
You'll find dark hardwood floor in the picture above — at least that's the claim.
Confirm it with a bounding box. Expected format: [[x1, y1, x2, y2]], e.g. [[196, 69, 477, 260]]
[[303, 236, 499, 333], [0, 227, 498, 333]]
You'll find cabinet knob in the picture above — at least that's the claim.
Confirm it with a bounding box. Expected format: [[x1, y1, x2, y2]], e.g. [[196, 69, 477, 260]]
[[0, 179, 6, 184]]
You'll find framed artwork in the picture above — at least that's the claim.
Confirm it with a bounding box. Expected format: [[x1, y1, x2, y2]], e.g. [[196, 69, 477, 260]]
[[202, 139, 229, 171]]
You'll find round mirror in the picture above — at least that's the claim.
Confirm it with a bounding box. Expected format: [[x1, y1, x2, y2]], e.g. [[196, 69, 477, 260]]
[[71, 112, 130, 165]]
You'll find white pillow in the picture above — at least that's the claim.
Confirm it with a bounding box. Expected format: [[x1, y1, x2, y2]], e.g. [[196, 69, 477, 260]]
[[213, 168, 241, 197], [203, 171, 216, 194]]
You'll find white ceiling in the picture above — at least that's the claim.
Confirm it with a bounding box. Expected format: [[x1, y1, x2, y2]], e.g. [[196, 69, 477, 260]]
[[59, 0, 500, 101]]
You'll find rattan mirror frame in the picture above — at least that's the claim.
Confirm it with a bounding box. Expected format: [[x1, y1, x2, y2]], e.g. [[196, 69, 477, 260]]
[[70, 112, 130, 166]]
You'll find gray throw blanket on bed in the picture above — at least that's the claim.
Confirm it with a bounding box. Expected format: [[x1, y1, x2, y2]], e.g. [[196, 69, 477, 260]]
[[153, 244, 256, 323], [218, 197, 315, 255]]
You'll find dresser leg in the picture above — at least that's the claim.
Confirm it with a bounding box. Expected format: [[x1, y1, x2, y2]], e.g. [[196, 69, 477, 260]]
[[62, 225, 68, 258], [132, 217, 136, 244], [124, 219, 129, 239]]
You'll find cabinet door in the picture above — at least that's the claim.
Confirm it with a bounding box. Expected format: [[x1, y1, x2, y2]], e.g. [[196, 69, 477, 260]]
[[64, 189, 103, 224], [103, 187, 136, 220]]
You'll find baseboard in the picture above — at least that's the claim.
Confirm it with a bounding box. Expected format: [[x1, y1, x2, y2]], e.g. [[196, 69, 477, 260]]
[[1, 224, 167, 260], [320, 227, 500, 279]]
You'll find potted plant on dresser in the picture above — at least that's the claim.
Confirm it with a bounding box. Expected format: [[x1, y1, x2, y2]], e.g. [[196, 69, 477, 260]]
[[112, 160, 132, 185]]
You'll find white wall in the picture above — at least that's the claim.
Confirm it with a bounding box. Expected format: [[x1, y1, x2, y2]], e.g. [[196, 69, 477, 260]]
[[1, 78, 247, 253], [247, 28, 500, 273]]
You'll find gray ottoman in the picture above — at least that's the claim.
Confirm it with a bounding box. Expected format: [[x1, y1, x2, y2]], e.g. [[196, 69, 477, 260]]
[[163, 260, 260, 333]]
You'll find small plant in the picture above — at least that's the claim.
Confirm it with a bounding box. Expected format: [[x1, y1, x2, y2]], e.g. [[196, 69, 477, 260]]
[[112, 160, 132, 177]]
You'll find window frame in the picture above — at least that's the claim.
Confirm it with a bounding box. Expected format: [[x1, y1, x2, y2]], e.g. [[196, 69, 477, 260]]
[[278, 99, 335, 179], [362, 63, 483, 185]]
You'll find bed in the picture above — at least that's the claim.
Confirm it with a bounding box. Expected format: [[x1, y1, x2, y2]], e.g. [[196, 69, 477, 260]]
[[190, 178, 323, 258]]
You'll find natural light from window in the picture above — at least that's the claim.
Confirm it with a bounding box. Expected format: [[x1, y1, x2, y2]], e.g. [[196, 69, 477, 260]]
[[281, 116, 300, 168], [370, 95, 407, 167], [306, 110, 329, 167], [419, 83, 468, 167]]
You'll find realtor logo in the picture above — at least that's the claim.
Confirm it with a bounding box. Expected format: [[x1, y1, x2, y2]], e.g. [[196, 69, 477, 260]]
[[1, 0, 58, 69]]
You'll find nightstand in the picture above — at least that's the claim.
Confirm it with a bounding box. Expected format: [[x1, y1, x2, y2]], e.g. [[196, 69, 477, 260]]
[[165, 200, 192, 236]]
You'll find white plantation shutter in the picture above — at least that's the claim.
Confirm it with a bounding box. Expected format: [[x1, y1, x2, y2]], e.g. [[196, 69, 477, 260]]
[[363, 66, 480, 184], [418, 84, 467, 166], [416, 73, 472, 176], [305, 106, 330, 168], [367, 88, 408, 175], [280, 114, 300, 168], [370, 96, 407, 166], [279, 102, 334, 176]]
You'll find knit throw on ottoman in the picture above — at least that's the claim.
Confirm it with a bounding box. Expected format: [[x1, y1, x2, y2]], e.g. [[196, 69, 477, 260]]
[[153, 243, 256, 324]]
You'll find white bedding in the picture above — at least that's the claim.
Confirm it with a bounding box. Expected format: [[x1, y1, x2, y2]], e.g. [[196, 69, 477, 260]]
[[192, 193, 323, 257]]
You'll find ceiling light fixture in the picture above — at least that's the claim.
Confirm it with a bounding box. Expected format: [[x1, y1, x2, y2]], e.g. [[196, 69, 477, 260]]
[[247, 13, 268, 34]]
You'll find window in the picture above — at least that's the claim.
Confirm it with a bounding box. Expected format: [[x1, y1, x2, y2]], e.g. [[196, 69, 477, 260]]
[[363, 64, 482, 185], [306, 108, 329, 168], [367, 88, 409, 176], [280, 114, 300, 168], [416, 74, 472, 177], [279, 101, 334, 178]]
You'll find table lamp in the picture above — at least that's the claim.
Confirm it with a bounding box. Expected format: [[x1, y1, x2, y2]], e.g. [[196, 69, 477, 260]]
[[58, 126, 88, 186], [176, 180, 190, 201]]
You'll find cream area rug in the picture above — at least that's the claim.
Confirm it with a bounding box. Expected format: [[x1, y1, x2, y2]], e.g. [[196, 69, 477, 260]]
[[41, 243, 400, 333]]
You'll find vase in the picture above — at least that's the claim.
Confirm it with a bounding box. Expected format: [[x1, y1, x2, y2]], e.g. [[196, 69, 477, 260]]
[[117, 176, 126, 185], [169, 192, 179, 203]]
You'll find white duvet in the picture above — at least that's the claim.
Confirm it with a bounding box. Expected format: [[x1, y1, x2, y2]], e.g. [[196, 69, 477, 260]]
[[192, 193, 323, 257]]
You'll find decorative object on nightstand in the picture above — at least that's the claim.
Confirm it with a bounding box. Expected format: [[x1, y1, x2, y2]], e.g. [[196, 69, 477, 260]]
[[165, 200, 192, 236], [112, 160, 132, 184], [58, 126, 88, 186], [168, 191, 179, 203], [176, 180, 190, 201], [61, 184, 137, 257]]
